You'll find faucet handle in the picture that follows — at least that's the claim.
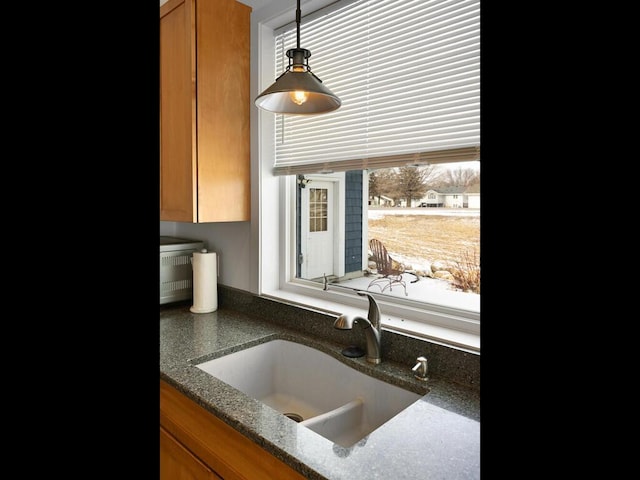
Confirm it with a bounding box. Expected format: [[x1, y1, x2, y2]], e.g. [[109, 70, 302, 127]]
[[412, 356, 428, 381]]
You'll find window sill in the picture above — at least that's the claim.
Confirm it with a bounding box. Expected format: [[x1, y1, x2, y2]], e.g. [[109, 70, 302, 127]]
[[261, 283, 480, 354]]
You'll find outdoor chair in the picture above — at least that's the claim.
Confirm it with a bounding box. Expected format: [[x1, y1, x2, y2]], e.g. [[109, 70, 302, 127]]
[[367, 239, 419, 296]]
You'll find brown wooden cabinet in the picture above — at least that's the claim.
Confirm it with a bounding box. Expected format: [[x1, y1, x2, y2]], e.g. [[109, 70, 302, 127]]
[[161, 426, 223, 480], [160, 380, 307, 480], [160, 0, 251, 223]]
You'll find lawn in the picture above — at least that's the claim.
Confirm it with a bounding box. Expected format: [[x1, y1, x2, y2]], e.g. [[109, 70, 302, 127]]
[[368, 212, 480, 269]]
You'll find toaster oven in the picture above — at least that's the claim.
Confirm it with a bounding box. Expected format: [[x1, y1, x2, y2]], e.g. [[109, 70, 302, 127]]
[[160, 236, 205, 305]]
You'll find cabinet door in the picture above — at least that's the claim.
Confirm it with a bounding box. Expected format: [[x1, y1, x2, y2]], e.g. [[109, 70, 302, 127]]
[[160, 0, 197, 222], [194, 0, 251, 223], [160, 426, 222, 480], [160, 0, 250, 223], [161, 379, 308, 480]]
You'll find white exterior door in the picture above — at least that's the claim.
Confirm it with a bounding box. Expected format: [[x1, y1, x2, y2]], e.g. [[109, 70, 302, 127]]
[[300, 180, 334, 279]]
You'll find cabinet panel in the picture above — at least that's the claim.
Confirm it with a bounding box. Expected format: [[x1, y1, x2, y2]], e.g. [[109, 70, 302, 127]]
[[195, 0, 251, 223], [161, 426, 222, 480], [160, 0, 196, 222], [160, 380, 307, 480], [160, 0, 250, 223]]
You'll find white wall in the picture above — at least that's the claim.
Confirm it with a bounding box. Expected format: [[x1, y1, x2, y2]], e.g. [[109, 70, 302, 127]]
[[160, 221, 252, 291]]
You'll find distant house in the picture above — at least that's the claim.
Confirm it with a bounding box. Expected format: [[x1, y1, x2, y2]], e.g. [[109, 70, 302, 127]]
[[369, 195, 395, 207], [416, 184, 480, 208], [464, 183, 480, 208]]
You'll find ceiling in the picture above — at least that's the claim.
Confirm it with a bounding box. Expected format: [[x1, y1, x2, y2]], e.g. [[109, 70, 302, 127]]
[[159, 1, 333, 30], [160, 0, 281, 8]]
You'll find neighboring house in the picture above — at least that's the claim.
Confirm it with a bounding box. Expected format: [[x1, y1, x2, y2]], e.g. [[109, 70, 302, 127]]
[[417, 184, 480, 208], [369, 195, 395, 207]]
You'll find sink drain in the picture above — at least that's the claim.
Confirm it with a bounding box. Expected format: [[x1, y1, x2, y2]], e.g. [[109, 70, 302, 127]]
[[283, 412, 304, 422]]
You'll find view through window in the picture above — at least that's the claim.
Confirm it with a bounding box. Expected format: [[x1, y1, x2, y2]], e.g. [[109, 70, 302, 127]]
[[295, 161, 480, 312]]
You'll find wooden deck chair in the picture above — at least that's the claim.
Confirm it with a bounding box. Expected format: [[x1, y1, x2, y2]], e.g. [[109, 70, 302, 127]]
[[367, 239, 419, 296]]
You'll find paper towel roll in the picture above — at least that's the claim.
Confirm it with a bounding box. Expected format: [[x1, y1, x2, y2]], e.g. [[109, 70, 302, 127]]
[[190, 250, 218, 313]]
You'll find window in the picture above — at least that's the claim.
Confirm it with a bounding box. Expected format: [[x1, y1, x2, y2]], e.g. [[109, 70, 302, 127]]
[[257, 0, 479, 352], [308, 188, 328, 233]]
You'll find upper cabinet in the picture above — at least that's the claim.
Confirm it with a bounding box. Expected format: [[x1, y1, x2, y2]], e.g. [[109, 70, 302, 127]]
[[160, 0, 251, 223]]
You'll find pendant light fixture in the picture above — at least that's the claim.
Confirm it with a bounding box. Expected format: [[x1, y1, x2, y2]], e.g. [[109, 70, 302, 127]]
[[254, 0, 341, 115]]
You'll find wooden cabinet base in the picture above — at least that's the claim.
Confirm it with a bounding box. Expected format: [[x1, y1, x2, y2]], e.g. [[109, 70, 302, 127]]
[[160, 380, 307, 480], [161, 426, 223, 480]]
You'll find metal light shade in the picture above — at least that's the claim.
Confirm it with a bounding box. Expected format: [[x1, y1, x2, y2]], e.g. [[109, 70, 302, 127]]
[[254, 1, 341, 115], [255, 69, 341, 115]]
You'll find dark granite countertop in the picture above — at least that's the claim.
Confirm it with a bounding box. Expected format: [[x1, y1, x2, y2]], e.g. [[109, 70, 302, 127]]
[[160, 292, 480, 480]]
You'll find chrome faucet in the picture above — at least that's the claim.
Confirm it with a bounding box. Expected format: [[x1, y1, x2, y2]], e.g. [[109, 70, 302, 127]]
[[334, 291, 382, 364]]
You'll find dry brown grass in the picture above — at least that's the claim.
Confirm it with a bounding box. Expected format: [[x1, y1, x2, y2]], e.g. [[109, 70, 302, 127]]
[[451, 249, 481, 293], [368, 214, 480, 265]]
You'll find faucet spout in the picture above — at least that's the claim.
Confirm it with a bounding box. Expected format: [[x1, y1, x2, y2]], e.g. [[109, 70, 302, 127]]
[[359, 290, 380, 332], [333, 291, 382, 364]]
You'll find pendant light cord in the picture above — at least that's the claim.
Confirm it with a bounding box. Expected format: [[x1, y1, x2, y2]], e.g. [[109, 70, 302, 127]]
[[295, 0, 301, 49]]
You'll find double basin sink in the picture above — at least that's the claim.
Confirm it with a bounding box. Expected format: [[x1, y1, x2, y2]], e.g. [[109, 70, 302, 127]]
[[195, 339, 425, 448]]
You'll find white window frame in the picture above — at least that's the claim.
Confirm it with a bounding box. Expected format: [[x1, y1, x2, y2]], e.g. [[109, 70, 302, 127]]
[[254, 0, 479, 353]]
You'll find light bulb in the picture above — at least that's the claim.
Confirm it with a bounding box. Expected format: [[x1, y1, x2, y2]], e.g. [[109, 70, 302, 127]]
[[290, 90, 309, 105]]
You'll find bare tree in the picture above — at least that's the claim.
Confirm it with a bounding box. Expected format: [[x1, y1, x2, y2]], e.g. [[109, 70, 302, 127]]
[[442, 167, 480, 187], [369, 165, 446, 206], [395, 166, 437, 207], [368, 171, 383, 204], [419, 164, 447, 188], [369, 168, 396, 205]]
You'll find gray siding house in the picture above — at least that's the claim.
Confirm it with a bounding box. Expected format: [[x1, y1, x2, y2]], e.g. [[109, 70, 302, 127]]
[[417, 184, 480, 209]]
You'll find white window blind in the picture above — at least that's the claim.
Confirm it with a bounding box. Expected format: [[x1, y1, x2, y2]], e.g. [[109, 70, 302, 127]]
[[272, 0, 480, 176]]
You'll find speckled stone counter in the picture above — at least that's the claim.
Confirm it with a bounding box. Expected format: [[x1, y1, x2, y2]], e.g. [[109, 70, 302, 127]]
[[160, 288, 480, 480]]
